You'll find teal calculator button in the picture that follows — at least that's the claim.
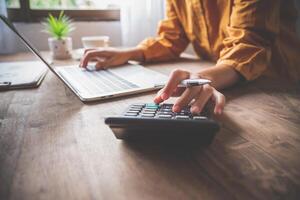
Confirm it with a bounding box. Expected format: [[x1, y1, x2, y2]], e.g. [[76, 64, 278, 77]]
[[145, 103, 160, 109]]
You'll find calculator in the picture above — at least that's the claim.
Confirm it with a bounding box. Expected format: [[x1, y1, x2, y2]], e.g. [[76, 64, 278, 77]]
[[105, 103, 220, 144]]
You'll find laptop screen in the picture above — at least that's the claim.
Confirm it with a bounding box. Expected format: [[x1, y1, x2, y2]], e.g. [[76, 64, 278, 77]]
[[0, 15, 76, 92], [0, 15, 52, 68]]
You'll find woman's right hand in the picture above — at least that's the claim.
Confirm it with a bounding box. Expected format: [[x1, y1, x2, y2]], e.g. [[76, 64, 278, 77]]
[[154, 69, 226, 115], [79, 48, 144, 70]]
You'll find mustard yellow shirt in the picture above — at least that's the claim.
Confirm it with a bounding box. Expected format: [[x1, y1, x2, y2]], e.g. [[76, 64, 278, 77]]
[[138, 0, 300, 82]]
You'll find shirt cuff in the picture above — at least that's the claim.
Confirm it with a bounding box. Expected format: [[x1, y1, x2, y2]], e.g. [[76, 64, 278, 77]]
[[137, 38, 177, 62], [217, 59, 263, 81]]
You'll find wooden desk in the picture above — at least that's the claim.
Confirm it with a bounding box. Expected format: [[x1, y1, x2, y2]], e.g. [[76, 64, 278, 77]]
[[0, 53, 300, 200]]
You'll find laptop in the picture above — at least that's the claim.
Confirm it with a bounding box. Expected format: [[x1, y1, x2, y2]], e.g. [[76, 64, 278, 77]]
[[0, 15, 168, 102]]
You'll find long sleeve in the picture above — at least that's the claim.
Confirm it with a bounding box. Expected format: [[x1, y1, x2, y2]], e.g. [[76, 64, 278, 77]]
[[217, 0, 280, 81], [138, 0, 189, 62]]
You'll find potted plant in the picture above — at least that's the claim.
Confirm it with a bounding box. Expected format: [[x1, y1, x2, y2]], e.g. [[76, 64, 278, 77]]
[[43, 11, 75, 60]]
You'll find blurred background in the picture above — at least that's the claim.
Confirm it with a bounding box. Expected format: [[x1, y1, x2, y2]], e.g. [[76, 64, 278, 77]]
[[1, 0, 299, 55], [0, 0, 165, 54]]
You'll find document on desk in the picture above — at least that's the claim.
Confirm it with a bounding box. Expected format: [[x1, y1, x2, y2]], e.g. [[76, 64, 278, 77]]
[[0, 61, 48, 90]]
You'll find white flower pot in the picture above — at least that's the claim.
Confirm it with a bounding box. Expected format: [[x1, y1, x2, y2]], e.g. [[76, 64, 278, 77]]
[[48, 37, 72, 60]]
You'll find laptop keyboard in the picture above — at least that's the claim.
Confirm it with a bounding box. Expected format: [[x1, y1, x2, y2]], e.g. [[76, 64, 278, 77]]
[[60, 67, 139, 96]]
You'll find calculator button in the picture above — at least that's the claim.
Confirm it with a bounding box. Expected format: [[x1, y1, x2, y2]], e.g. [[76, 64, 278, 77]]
[[175, 115, 190, 119], [131, 105, 143, 108], [177, 113, 189, 116], [141, 114, 155, 117], [157, 111, 172, 115], [127, 110, 140, 114], [129, 108, 142, 112], [125, 113, 138, 116], [142, 111, 156, 114], [130, 106, 143, 110], [145, 103, 159, 108], [144, 108, 157, 111], [146, 103, 159, 107], [177, 111, 190, 115], [158, 114, 173, 118], [193, 116, 207, 120], [160, 109, 172, 112], [132, 103, 145, 107], [145, 107, 159, 110]]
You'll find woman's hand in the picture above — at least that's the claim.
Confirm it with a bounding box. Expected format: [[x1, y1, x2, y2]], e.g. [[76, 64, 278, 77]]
[[154, 69, 226, 115], [80, 48, 144, 70]]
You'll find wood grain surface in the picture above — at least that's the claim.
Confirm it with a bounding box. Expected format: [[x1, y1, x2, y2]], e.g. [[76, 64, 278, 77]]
[[0, 52, 299, 200]]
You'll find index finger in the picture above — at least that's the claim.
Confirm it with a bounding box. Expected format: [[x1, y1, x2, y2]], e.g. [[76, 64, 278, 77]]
[[154, 69, 190, 103], [84, 48, 96, 54]]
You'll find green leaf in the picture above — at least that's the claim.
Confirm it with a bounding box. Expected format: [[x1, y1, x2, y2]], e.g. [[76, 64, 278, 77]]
[[42, 11, 75, 40]]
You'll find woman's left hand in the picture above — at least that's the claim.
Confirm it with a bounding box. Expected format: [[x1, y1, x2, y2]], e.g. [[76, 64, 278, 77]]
[[154, 69, 225, 115]]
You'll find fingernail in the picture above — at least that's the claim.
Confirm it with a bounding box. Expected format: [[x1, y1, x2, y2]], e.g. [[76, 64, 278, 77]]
[[218, 109, 223, 115], [191, 107, 200, 114], [161, 93, 168, 100], [215, 108, 222, 115], [153, 97, 160, 104], [173, 105, 180, 112]]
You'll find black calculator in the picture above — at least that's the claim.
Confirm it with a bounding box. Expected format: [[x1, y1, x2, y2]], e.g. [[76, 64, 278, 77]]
[[105, 103, 220, 144]]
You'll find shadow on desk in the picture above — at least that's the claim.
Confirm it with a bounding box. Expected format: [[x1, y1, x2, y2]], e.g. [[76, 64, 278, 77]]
[[120, 112, 239, 154]]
